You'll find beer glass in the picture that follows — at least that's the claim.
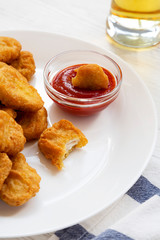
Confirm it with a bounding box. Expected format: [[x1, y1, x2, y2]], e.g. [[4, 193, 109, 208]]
[[106, 0, 160, 48]]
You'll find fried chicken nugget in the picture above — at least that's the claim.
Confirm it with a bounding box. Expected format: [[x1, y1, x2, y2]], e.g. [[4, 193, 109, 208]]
[[0, 36, 21, 63], [0, 153, 12, 190], [0, 62, 44, 112], [10, 51, 36, 81], [0, 103, 17, 119], [72, 64, 109, 90], [38, 119, 88, 170], [0, 153, 41, 206], [16, 107, 48, 141], [0, 110, 26, 156]]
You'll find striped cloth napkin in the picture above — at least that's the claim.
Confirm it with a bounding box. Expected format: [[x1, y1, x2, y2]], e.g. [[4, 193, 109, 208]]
[[48, 155, 160, 240]]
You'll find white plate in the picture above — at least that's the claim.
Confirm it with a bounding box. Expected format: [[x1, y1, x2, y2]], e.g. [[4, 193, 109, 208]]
[[0, 31, 157, 238]]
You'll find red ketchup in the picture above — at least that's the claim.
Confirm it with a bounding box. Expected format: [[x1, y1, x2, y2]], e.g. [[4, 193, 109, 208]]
[[51, 64, 116, 115]]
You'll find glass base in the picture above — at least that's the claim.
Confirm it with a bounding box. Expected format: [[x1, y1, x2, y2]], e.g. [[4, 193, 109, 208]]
[[106, 15, 160, 48]]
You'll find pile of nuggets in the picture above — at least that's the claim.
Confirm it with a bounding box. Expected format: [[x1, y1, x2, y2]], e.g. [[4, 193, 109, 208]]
[[0, 36, 88, 207], [0, 36, 47, 206]]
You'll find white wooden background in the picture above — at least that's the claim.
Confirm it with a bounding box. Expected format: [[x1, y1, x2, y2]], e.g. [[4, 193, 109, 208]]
[[0, 0, 159, 239]]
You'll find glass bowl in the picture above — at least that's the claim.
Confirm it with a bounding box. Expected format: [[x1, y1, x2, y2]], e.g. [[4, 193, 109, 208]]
[[43, 50, 122, 116]]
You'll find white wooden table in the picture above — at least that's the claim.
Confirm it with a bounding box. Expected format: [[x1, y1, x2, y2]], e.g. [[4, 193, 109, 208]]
[[0, 0, 159, 239]]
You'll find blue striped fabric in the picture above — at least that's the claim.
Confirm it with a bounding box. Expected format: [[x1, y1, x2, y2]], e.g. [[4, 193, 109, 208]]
[[55, 224, 95, 240], [92, 229, 134, 240], [127, 176, 160, 203], [55, 227, 133, 240], [54, 175, 160, 240]]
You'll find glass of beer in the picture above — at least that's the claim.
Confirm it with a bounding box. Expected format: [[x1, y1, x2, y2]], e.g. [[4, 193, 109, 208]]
[[106, 0, 160, 48]]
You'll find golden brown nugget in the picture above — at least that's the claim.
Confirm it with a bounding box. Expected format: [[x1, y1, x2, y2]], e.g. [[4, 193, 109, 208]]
[[0, 36, 21, 63], [0, 103, 17, 119], [0, 153, 41, 206], [38, 119, 88, 170], [72, 64, 109, 90], [10, 51, 36, 81], [0, 171, 33, 206], [0, 110, 26, 156], [10, 153, 41, 194], [16, 107, 48, 141], [0, 153, 12, 190], [0, 62, 44, 112]]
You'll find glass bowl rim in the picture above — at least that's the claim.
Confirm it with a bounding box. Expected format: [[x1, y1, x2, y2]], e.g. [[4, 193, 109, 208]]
[[43, 50, 123, 102]]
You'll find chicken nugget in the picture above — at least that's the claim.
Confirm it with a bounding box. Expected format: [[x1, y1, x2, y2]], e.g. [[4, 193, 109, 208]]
[[10, 153, 41, 194], [0, 36, 21, 63], [0, 110, 26, 156], [0, 103, 17, 119], [38, 119, 88, 170], [16, 107, 48, 141], [10, 51, 36, 81], [0, 153, 41, 206], [0, 153, 12, 190], [72, 64, 109, 90], [0, 62, 44, 112], [0, 171, 34, 206]]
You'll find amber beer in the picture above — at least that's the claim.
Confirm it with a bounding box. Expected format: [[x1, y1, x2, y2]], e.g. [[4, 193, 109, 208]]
[[111, 0, 160, 20], [106, 0, 160, 48]]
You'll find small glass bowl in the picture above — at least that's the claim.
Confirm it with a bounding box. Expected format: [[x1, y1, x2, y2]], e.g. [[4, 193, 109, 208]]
[[43, 50, 122, 116]]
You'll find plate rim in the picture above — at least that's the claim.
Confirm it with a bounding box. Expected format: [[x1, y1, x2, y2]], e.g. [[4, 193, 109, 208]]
[[0, 30, 158, 238]]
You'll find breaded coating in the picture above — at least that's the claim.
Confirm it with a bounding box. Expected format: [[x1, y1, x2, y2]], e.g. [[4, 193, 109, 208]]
[[72, 64, 109, 90], [0, 36, 21, 63], [10, 51, 36, 81], [0, 103, 17, 119], [0, 62, 44, 112], [16, 107, 48, 141], [38, 119, 88, 170], [0, 110, 26, 156], [0, 153, 12, 190], [0, 153, 41, 206]]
